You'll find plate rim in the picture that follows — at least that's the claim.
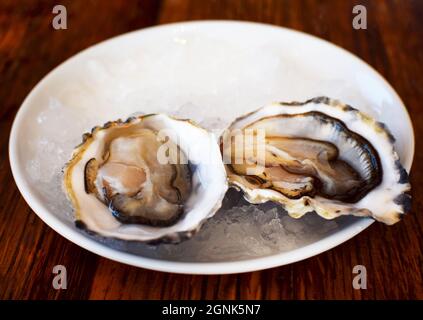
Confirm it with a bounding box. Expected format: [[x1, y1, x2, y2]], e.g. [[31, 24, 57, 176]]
[[9, 20, 414, 274]]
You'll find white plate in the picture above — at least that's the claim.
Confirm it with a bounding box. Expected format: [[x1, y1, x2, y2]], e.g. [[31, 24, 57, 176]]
[[9, 21, 414, 274]]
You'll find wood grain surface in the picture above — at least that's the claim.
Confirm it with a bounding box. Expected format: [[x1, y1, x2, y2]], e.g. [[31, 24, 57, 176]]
[[1, 0, 422, 300]]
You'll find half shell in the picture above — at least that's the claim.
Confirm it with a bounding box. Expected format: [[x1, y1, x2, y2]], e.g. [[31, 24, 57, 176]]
[[221, 97, 411, 224], [64, 114, 228, 242]]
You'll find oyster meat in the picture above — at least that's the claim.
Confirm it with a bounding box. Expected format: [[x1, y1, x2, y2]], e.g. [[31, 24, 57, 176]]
[[64, 114, 227, 242], [221, 97, 411, 224]]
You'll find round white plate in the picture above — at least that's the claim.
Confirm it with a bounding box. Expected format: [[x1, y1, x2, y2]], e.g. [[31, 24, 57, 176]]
[[9, 21, 414, 274]]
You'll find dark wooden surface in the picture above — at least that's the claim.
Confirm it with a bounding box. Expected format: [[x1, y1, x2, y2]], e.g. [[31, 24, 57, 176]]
[[1, 0, 422, 300]]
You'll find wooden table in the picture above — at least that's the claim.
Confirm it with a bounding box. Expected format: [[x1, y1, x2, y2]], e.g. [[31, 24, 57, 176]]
[[1, 0, 422, 300]]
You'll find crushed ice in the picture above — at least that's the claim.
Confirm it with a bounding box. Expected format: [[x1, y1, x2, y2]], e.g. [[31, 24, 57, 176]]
[[103, 189, 344, 262]]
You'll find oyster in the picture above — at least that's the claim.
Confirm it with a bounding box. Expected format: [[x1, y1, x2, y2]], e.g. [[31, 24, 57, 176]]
[[64, 114, 227, 242], [222, 97, 411, 224]]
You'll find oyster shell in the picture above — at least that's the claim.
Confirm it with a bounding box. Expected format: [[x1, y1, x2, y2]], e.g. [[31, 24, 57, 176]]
[[64, 114, 227, 242], [221, 97, 411, 225]]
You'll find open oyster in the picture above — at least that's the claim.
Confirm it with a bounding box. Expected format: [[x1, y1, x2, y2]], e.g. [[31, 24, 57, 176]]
[[64, 114, 227, 242], [221, 97, 411, 225]]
